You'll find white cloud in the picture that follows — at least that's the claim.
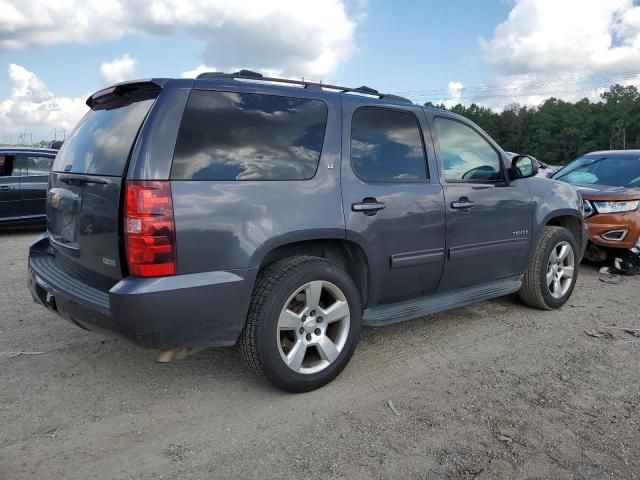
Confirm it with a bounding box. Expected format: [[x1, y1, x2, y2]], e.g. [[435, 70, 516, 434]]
[[476, 0, 640, 107], [181, 65, 217, 79], [0, 0, 359, 79], [437, 81, 465, 108], [180, 65, 285, 79], [0, 64, 88, 141], [99, 54, 137, 85]]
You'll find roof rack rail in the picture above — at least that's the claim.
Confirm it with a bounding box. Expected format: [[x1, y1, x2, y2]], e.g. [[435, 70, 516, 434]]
[[195, 70, 413, 104]]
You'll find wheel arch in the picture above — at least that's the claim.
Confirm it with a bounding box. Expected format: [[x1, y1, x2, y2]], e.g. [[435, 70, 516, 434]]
[[253, 236, 371, 307], [527, 210, 585, 267], [544, 212, 583, 244]]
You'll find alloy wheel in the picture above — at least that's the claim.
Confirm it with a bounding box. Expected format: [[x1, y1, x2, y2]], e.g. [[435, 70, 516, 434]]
[[547, 240, 575, 299], [276, 280, 351, 374]]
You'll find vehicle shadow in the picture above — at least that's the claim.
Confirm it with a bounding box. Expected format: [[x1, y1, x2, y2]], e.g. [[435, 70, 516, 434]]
[[0, 225, 45, 236]]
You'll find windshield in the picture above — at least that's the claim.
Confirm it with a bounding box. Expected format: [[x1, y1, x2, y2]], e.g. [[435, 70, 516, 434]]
[[53, 98, 155, 176], [553, 155, 640, 188]]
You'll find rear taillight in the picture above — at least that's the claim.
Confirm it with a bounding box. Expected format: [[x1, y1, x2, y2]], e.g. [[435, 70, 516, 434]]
[[124, 180, 176, 277]]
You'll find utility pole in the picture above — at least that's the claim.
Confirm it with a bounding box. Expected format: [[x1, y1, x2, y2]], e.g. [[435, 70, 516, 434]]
[[623, 128, 626, 150]]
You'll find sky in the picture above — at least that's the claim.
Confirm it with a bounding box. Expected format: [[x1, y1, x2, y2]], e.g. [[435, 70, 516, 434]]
[[2, 0, 640, 141]]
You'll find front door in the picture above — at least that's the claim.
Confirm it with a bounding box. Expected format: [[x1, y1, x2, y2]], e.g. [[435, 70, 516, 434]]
[[0, 154, 23, 222], [431, 115, 533, 291], [341, 100, 445, 306]]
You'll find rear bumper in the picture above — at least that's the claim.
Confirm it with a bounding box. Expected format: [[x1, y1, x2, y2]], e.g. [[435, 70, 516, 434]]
[[28, 235, 257, 348]]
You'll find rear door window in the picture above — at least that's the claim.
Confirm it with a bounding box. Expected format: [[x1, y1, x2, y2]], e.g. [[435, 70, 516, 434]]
[[171, 91, 328, 180], [350, 107, 428, 182], [52, 98, 155, 176]]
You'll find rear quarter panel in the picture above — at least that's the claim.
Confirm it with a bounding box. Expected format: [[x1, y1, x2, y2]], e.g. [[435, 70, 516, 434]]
[[169, 89, 344, 274]]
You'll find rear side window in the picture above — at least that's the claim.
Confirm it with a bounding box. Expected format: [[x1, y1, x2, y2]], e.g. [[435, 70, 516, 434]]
[[171, 91, 327, 181], [350, 107, 428, 182], [53, 98, 155, 176]]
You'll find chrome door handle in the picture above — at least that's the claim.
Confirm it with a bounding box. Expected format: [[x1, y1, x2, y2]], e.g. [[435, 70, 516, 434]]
[[451, 201, 475, 209], [352, 200, 386, 215], [451, 198, 476, 211], [0, 185, 12, 191]]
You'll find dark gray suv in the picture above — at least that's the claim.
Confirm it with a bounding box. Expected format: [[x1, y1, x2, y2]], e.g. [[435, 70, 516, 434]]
[[28, 71, 588, 392]]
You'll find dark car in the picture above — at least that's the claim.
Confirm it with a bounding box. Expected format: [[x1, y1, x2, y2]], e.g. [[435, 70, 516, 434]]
[[0, 148, 57, 226], [28, 72, 587, 392], [552, 151, 640, 273]]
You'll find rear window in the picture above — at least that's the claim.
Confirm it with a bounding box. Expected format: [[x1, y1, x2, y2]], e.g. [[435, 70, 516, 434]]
[[171, 91, 327, 181], [53, 99, 155, 176]]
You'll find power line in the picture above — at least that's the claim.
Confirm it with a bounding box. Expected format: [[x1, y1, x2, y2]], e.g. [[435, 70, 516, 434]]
[[393, 70, 640, 98]]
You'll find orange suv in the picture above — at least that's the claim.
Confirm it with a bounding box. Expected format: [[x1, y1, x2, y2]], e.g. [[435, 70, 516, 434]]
[[553, 150, 640, 273]]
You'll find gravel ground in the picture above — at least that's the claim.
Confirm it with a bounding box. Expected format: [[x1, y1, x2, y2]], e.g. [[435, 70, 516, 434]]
[[1, 229, 639, 479]]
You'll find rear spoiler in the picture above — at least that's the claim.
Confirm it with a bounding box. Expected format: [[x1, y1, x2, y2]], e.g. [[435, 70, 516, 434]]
[[86, 79, 168, 110]]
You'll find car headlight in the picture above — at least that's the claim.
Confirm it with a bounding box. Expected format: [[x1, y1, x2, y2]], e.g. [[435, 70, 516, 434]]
[[581, 199, 595, 218], [592, 200, 639, 214]]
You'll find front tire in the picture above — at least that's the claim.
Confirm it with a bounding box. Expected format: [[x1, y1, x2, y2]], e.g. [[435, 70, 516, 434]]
[[519, 226, 579, 310], [240, 256, 362, 392]]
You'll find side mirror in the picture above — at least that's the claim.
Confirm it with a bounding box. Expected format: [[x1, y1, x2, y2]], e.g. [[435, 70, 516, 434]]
[[511, 155, 538, 179]]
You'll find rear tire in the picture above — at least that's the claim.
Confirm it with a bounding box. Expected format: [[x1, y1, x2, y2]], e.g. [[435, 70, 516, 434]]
[[519, 226, 579, 310], [240, 256, 361, 393]]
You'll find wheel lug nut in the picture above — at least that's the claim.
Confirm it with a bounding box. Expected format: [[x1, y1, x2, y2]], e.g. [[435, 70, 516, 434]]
[[310, 310, 316, 317], [299, 327, 304, 334], [306, 333, 312, 341], [316, 317, 323, 323], [301, 315, 306, 322], [314, 328, 321, 335]]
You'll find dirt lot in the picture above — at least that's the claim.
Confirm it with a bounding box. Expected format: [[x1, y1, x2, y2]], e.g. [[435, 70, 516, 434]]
[[1, 229, 639, 479]]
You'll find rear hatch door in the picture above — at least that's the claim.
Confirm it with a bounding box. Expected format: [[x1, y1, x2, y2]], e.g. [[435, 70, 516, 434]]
[[48, 85, 158, 288]]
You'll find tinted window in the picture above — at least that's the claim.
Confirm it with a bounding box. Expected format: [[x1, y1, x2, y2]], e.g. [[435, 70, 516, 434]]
[[0, 156, 11, 176], [350, 108, 427, 182], [172, 91, 327, 181], [26, 156, 54, 176], [434, 117, 502, 182], [12, 156, 25, 177], [553, 156, 640, 188], [53, 98, 155, 176]]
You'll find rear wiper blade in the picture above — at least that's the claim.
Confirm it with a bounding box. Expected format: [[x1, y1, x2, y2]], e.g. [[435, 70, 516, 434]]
[[58, 174, 108, 186]]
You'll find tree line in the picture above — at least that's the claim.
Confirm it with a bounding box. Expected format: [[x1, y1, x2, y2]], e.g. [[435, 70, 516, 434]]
[[426, 84, 640, 166]]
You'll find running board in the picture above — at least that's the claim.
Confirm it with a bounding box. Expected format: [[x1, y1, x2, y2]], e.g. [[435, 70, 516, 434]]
[[362, 276, 522, 327]]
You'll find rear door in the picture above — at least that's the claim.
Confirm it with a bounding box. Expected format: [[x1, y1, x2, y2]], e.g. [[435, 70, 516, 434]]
[[17, 153, 55, 219], [341, 99, 445, 306], [48, 89, 158, 286], [430, 114, 533, 291], [0, 154, 24, 222]]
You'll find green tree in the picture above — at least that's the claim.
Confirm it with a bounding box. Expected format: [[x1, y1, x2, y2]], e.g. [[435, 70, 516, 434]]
[[425, 83, 640, 165]]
